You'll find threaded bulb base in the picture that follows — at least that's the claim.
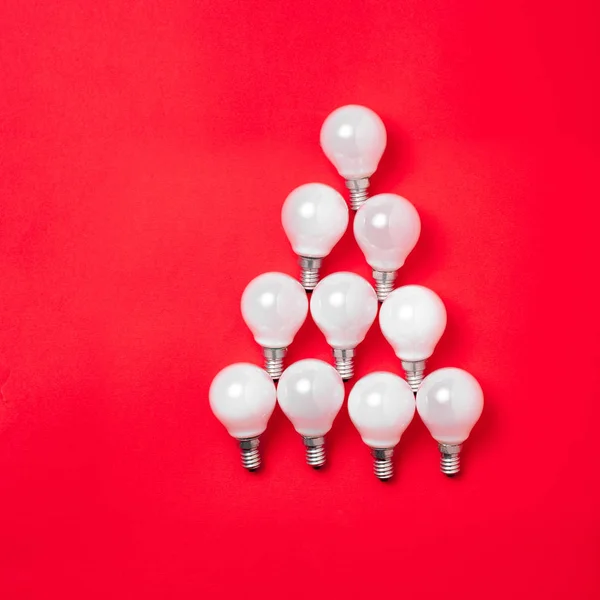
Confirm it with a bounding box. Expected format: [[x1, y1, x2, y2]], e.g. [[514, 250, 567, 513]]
[[373, 270, 397, 302], [298, 256, 323, 291], [401, 360, 426, 393], [304, 436, 326, 468], [239, 437, 261, 471], [372, 448, 394, 481], [345, 178, 370, 210], [439, 443, 461, 477], [333, 347, 355, 380], [405, 370, 424, 393], [263, 347, 287, 380], [300, 267, 319, 290]]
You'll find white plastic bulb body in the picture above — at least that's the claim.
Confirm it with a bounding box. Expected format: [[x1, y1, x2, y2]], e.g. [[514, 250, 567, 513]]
[[416, 367, 484, 476], [348, 372, 416, 448], [281, 183, 349, 291], [320, 105, 387, 180], [282, 183, 348, 259], [277, 359, 345, 468], [353, 193, 421, 301], [310, 272, 378, 380], [209, 363, 277, 471], [320, 105, 387, 210], [241, 272, 308, 380], [379, 285, 447, 392], [348, 372, 416, 480]]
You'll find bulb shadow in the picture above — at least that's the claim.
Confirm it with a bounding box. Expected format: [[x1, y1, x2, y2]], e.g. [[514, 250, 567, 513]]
[[261, 402, 289, 455], [465, 374, 499, 453], [401, 406, 429, 452], [430, 296, 470, 370], [399, 208, 448, 285], [373, 121, 414, 194], [325, 215, 371, 279], [286, 308, 330, 364]]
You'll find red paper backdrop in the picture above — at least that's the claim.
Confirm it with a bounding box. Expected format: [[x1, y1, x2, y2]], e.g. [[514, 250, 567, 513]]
[[1, 1, 599, 598]]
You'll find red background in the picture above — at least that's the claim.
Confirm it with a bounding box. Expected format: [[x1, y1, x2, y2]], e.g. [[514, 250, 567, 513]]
[[1, 1, 599, 598]]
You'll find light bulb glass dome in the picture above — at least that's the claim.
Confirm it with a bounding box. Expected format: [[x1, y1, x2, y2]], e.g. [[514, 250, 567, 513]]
[[276, 359, 345, 437], [320, 105, 387, 180], [310, 272, 378, 348], [348, 372, 415, 448], [241, 272, 308, 348], [416, 368, 484, 445], [209, 363, 277, 439], [281, 183, 349, 258], [353, 193, 421, 272], [379, 285, 447, 361]]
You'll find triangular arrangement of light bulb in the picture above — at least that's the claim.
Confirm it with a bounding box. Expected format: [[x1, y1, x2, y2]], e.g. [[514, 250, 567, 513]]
[[210, 104, 484, 479]]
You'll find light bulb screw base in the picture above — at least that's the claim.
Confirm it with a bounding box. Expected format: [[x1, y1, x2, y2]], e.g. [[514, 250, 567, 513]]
[[345, 178, 370, 210], [298, 256, 323, 292], [373, 270, 397, 302], [371, 447, 394, 481], [263, 347, 287, 380], [401, 359, 426, 393], [333, 347, 355, 380], [238, 437, 261, 471], [303, 436, 326, 469], [438, 443, 461, 477]]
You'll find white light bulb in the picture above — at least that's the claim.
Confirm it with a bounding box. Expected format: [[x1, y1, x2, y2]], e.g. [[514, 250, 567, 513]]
[[348, 372, 416, 481], [209, 363, 277, 471], [320, 105, 387, 210], [310, 272, 378, 380], [276, 359, 345, 468], [353, 193, 421, 301], [416, 368, 484, 477], [241, 272, 308, 380], [281, 183, 349, 291], [379, 285, 447, 392]]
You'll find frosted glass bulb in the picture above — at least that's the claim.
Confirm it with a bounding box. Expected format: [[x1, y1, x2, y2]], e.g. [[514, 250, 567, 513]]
[[353, 193, 421, 301], [310, 272, 378, 380], [277, 359, 345, 468], [209, 363, 277, 471], [320, 105, 387, 210], [379, 285, 447, 392], [241, 272, 308, 380], [348, 372, 416, 480], [416, 368, 484, 477], [281, 183, 349, 291]]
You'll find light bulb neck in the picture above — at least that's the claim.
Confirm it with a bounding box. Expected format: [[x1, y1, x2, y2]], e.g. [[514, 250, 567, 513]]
[[238, 437, 261, 471], [303, 436, 326, 469], [332, 347, 355, 380], [371, 447, 394, 481], [345, 177, 370, 210], [298, 256, 323, 291], [438, 443, 462, 477], [401, 359, 426, 393], [262, 347, 287, 380], [373, 270, 397, 302]]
